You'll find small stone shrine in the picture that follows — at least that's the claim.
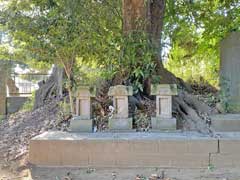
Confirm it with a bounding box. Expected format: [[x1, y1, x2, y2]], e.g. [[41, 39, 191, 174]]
[[151, 84, 178, 130], [108, 85, 133, 130], [70, 86, 95, 132]]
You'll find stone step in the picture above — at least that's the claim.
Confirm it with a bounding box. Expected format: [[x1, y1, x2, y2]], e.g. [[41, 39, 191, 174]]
[[211, 114, 240, 132], [29, 131, 218, 168]]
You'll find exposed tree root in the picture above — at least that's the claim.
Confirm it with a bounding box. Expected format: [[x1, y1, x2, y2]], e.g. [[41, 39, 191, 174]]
[[34, 66, 63, 109], [96, 66, 218, 135]]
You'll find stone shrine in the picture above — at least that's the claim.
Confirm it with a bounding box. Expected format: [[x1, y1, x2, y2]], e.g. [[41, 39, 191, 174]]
[[70, 86, 96, 132], [151, 84, 178, 130], [108, 85, 133, 130], [220, 32, 240, 112]]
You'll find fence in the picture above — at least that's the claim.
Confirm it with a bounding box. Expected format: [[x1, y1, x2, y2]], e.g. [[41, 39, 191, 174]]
[[9, 73, 50, 96]]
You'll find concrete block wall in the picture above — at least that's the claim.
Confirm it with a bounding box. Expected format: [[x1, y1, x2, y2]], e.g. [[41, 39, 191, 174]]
[[210, 138, 240, 168], [29, 132, 218, 168], [29, 132, 240, 168], [7, 97, 29, 114]]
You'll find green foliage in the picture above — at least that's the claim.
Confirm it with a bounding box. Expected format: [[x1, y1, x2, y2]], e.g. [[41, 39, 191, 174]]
[[1, 0, 240, 93], [118, 32, 157, 93], [164, 0, 240, 87]]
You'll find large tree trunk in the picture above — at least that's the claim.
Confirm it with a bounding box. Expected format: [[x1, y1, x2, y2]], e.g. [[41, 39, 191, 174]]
[[34, 65, 63, 109], [121, 0, 216, 135]]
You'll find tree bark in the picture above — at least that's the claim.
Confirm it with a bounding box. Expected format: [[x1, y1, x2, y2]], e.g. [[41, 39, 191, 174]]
[[34, 65, 63, 109], [121, 0, 216, 135]]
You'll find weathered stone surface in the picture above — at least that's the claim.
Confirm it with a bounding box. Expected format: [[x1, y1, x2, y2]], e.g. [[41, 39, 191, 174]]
[[75, 86, 95, 118], [156, 96, 172, 118], [75, 97, 91, 119], [108, 118, 132, 130], [108, 85, 133, 130], [151, 117, 176, 130], [70, 86, 95, 132], [210, 153, 240, 168], [151, 84, 177, 130], [29, 132, 218, 168], [113, 96, 128, 119], [108, 85, 133, 96], [151, 84, 177, 96], [70, 119, 93, 132], [211, 114, 240, 132], [220, 32, 240, 112], [219, 138, 240, 154], [29, 140, 89, 166]]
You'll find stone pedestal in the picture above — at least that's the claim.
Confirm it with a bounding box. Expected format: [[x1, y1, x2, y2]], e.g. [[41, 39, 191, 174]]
[[108, 85, 133, 130], [220, 32, 240, 112], [151, 84, 178, 130], [151, 117, 176, 130], [70, 86, 95, 132], [70, 115, 93, 132]]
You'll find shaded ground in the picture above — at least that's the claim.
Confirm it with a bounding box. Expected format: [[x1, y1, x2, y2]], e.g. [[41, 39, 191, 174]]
[[25, 167, 240, 180], [0, 100, 64, 179]]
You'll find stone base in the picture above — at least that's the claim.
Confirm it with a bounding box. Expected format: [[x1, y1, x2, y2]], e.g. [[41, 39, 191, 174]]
[[29, 131, 218, 168], [151, 117, 176, 130], [108, 118, 132, 130], [211, 114, 240, 132], [70, 119, 93, 132]]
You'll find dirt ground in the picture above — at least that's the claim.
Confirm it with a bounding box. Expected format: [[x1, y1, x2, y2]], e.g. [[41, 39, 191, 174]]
[[1, 166, 240, 180]]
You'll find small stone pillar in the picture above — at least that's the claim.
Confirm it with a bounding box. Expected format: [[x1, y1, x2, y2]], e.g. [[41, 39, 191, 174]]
[[70, 86, 96, 132], [108, 85, 133, 130], [151, 84, 178, 130]]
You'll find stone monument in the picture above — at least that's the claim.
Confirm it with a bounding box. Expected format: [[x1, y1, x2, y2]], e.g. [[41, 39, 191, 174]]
[[220, 32, 240, 112], [108, 85, 133, 130], [211, 32, 240, 131], [151, 84, 178, 130], [70, 86, 96, 132]]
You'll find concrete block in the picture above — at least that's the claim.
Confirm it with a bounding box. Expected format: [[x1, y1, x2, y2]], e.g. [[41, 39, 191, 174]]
[[151, 117, 176, 130], [210, 153, 240, 168], [116, 153, 209, 168], [219, 139, 240, 154], [211, 114, 240, 131], [108, 118, 132, 130], [29, 132, 218, 168], [29, 140, 89, 166], [70, 119, 93, 132], [7, 97, 29, 114]]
